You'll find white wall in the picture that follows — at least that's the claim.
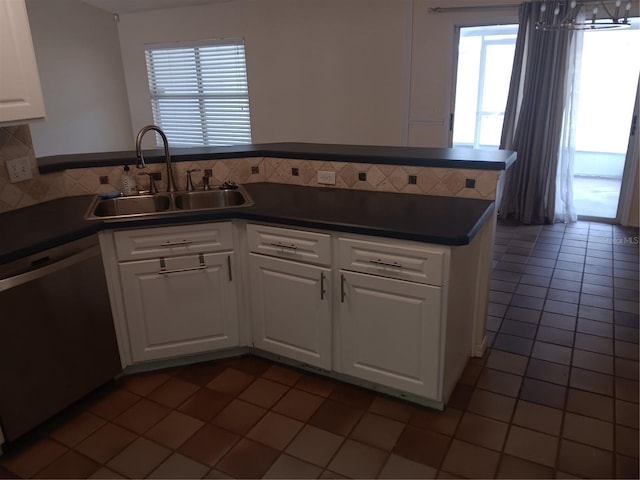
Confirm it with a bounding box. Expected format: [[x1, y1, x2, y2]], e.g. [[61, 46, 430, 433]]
[[117, 0, 413, 149], [26, 0, 133, 156]]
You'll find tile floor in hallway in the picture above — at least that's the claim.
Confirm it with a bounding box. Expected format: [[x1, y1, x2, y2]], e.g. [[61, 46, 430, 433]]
[[0, 220, 638, 479]]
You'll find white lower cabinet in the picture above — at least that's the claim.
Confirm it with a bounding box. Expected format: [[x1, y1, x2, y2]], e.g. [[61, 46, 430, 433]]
[[120, 251, 238, 362], [248, 253, 332, 370], [337, 270, 442, 399]]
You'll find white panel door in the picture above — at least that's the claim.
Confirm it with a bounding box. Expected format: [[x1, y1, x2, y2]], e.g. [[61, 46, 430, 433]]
[[0, 0, 45, 123], [120, 252, 238, 362], [249, 253, 331, 369], [338, 270, 442, 399]]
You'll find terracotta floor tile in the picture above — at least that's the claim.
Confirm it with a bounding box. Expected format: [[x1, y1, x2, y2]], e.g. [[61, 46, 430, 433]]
[[308, 399, 364, 436], [496, 454, 554, 479], [532, 341, 572, 365], [393, 425, 450, 468], [327, 439, 387, 479], [176, 362, 226, 386], [178, 424, 240, 466], [212, 399, 267, 434], [616, 425, 640, 458], [455, 412, 509, 451], [147, 452, 209, 479], [272, 388, 325, 421], [557, 439, 614, 478], [440, 439, 500, 479], [261, 364, 304, 386], [285, 425, 345, 467], [216, 438, 279, 479], [177, 387, 233, 421], [562, 412, 614, 451], [615, 377, 639, 403], [476, 367, 522, 397], [349, 412, 405, 450], [75, 423, 137, 464], [377, 454, 437, 479], [238, 378, 289, 408], [147, 377, 200, 408], [575, 331, 614, 354], [295, 373, 338, 397], [225, 355, 273, 376], [87, 466, 125, 478], [504, 425, 559, 468], [520, 378, 567, 409], [246, 411, 304, 450], [485, 349, 529, 376], [33, 450, 99, 479], [566, 388, 614, 422], [112, 398, 170, 434], [119, 372, 170, 396], [145, 410, 204, 449], [446, 383, 474, 410], [409, 406, 462, 436], [89, 389, 140, 420], [206, 367, 256, 395], [0, 438, 68, 478], [203, 468, 230, 478], [512, 400, 563, 436], [368, 394, 417, 422], [467, 389, 516, 422], [572, 348, 614, 375], [615, 399, 640, 429], [526, 358, 570, 386], [616, 453, 640, 479], [570, 367, 614, 396], [49, 412, 106, 447], [106, 437, 172, 479], [263, 454, 323, 479], [328, 383, 375, 409]]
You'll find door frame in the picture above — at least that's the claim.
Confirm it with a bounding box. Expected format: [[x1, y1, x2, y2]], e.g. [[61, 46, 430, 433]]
[[617, 78, 640, 227]]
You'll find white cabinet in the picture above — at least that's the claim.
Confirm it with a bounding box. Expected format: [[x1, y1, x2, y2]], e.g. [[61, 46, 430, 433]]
[[112, 223, 239, 363], [336, 237, 446, 400], [0, 0, 45, 124], [247, 224, 332, 369]]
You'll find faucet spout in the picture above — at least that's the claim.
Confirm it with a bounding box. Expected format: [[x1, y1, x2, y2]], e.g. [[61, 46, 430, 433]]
[[135, 125, 177, 193]]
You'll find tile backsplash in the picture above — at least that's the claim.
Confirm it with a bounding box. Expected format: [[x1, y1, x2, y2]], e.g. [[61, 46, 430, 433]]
[[0, 125, 499, 214]]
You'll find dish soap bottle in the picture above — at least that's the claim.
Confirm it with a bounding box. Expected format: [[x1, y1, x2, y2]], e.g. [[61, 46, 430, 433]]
[[121, 165, 137, 196]]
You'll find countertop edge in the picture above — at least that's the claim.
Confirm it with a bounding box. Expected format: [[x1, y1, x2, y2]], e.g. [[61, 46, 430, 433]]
[[38, 142, 517, 173]]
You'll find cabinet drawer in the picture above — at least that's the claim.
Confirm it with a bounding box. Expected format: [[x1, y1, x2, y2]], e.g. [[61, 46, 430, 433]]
[[114, 222, 233, 261], [338, 237, 446, 286], [247, 224, 331, 266]]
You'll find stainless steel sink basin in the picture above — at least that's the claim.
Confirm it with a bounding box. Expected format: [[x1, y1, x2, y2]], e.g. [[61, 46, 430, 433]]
[[174, 190, 248, 211], [86, 185, 253, 219], [91, 194, 172, 217]]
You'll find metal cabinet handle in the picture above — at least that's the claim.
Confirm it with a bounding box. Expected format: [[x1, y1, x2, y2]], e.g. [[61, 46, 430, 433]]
[[369, 258, 402, 268], [227, 256, 233, 282], [320, 272, 326, 300], [159, 253, 206, 275], [340, 274, 346, 303], [270, 242, 298, 250], [161, 239, 193, 247]]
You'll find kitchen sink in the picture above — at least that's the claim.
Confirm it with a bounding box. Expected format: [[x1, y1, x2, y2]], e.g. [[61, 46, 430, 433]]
[[91, 194, 172, 217], [174, 190, 248, 210], [86, 185, 253, 219]]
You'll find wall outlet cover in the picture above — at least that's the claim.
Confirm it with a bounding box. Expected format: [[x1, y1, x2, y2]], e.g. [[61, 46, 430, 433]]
[[358, 172, 367, 181], [465, 178, 476, 188], [317, 170, 336, 185], [6, 157, 33, 183]]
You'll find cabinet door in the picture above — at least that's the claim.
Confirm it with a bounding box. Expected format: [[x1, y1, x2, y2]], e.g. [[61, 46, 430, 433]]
[[120, 252, 238, 362], [249, 253, 331, 369], [338, 270, 442, 399], [0, 0, 46, 123]]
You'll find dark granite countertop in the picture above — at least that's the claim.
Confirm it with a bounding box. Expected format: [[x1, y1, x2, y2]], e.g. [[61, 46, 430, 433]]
[[0, 183, 494, 264], [38, 142, 517, 173]]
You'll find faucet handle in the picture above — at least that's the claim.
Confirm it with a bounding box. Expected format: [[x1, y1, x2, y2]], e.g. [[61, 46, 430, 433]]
[[138, 172, 158, 194], [185, 168, 201, 191], [202, 176, 211, 191]]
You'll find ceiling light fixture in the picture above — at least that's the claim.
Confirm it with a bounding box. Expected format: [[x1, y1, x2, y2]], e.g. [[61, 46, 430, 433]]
[[536, 0, 632, 30]]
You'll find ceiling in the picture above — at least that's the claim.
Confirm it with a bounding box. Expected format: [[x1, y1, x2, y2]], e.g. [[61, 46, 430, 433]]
[[80, 0, 234, 14]]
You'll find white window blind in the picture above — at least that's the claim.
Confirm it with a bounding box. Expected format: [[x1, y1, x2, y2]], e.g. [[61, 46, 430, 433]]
[[144, 38, 252, 147]]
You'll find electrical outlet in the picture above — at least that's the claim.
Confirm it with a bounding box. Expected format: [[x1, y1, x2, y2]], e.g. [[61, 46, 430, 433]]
[[6, 157, 33, 183], [317, 170, 336, 185], [465, 178, 476, 188]]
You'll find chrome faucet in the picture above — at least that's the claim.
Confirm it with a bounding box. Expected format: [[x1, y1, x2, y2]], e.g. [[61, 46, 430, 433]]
[[135, 125, 177, 193]]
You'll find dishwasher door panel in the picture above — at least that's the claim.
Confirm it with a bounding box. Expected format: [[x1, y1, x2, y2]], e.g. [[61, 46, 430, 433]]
[[0, 243, 121, 442]]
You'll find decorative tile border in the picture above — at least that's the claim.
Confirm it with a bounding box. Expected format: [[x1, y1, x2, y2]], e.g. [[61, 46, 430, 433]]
[[0, 125, 498, 214]]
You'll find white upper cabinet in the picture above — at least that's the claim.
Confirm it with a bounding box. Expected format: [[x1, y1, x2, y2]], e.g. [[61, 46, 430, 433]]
[[0, 0, 45, 124]]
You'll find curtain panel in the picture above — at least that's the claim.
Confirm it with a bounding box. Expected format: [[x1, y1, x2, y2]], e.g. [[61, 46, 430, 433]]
[[499, 1, 578, 224]]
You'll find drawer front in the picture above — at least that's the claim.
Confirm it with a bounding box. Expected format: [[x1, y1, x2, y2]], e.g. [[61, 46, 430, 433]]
[[338, 237, 446, 286], [115, 222, 233, 261], [247, 224, 331, 266]]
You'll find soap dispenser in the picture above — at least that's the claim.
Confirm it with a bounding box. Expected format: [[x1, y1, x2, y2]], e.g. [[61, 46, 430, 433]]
[[121, 165, 137, 196]]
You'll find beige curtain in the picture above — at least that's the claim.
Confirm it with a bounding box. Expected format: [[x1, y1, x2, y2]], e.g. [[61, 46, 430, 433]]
[[499, 1, 578, 224]]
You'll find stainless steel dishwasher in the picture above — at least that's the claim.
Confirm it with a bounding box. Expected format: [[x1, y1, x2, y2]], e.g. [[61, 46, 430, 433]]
[[0, 234, 121, 443]]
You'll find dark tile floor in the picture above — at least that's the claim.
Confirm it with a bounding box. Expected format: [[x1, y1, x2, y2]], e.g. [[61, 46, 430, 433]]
[[0, 220, 638, 479]]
